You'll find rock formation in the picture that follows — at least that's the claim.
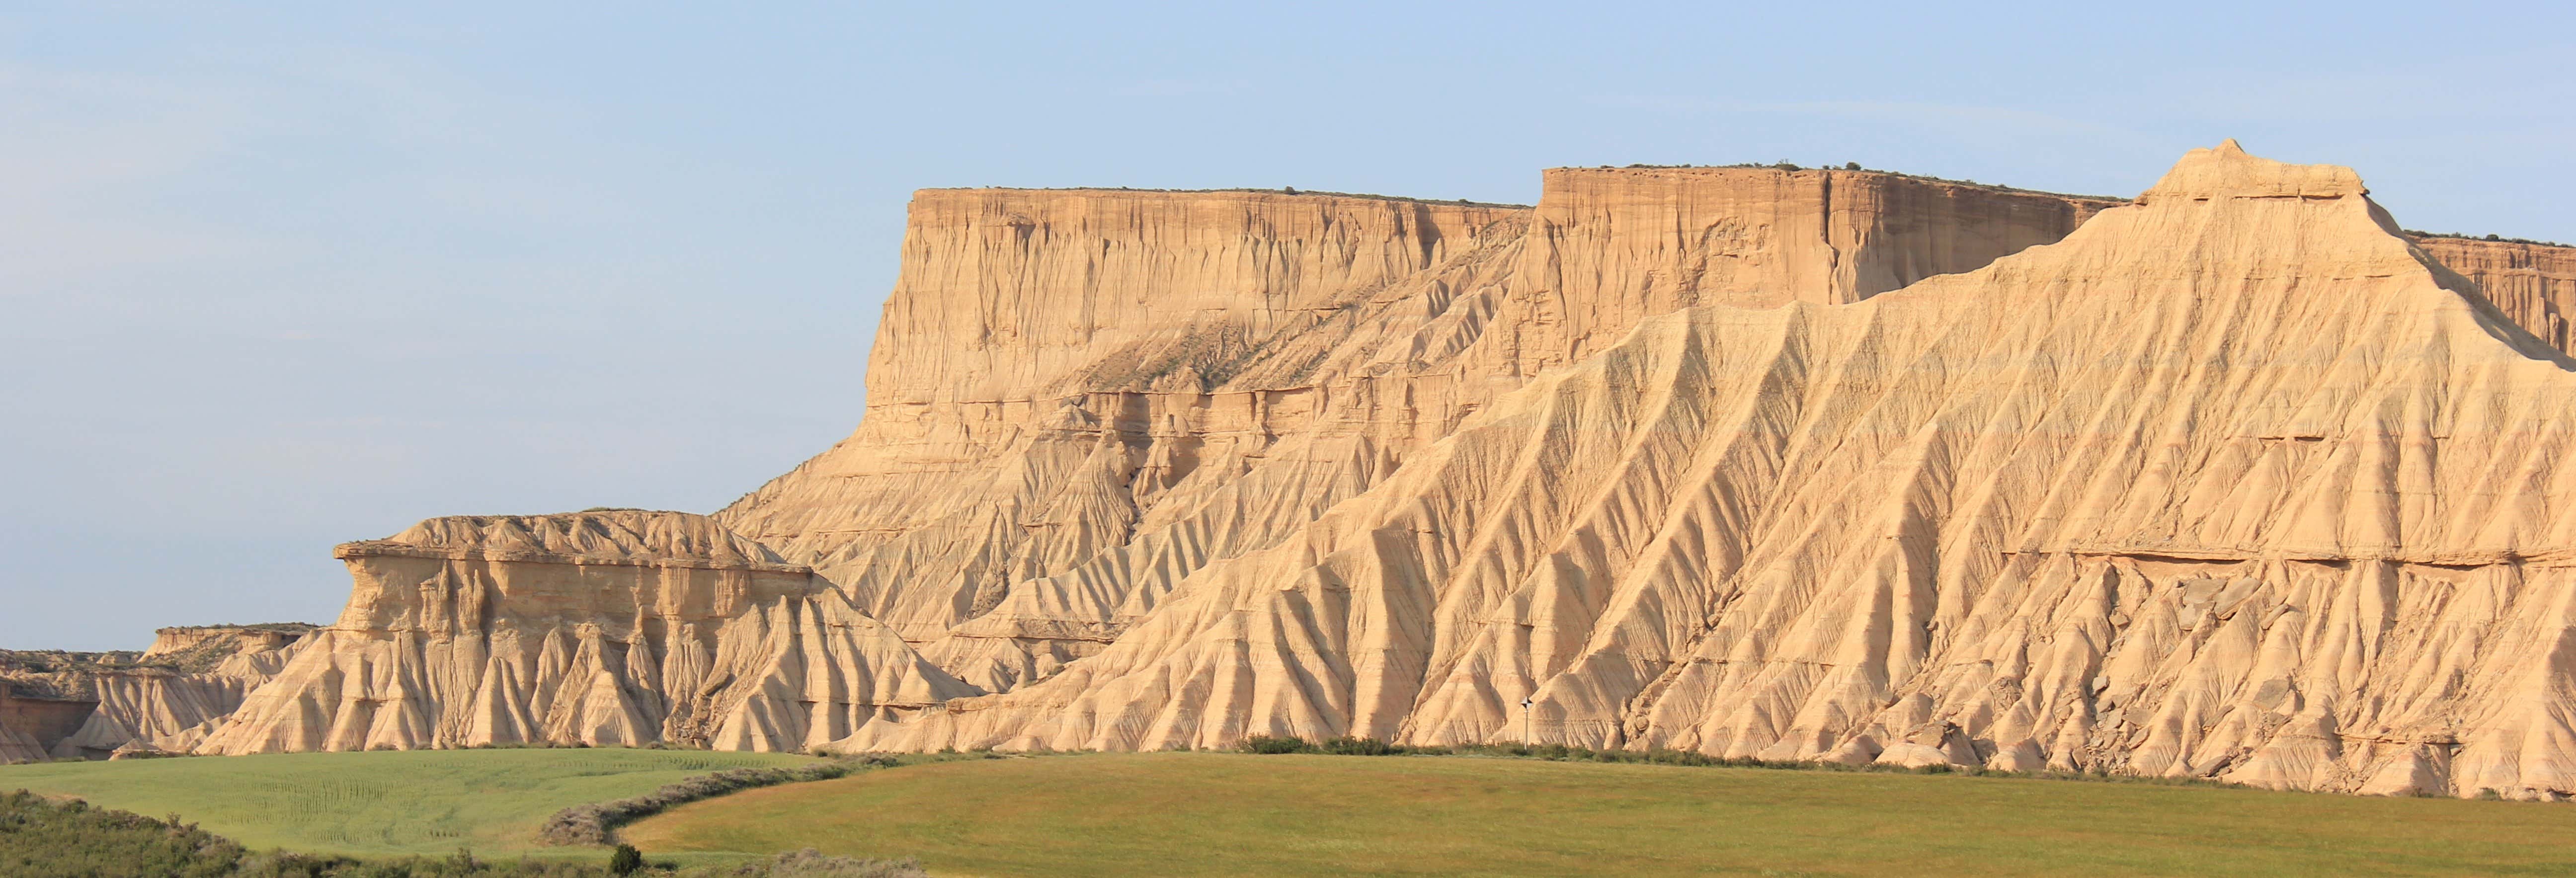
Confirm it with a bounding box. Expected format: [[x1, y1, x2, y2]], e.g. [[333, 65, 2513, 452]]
[[714, 171, 2120, 692], [0, 627, 310, 762], [2411, 236, 2576, 356], [802, 142, 2576, 801], [40, 143, 2576, 802], [198, 510, 977, 754]]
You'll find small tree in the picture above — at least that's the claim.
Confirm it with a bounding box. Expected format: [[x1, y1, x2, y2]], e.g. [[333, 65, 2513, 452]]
[[610, 843, 645, 875]]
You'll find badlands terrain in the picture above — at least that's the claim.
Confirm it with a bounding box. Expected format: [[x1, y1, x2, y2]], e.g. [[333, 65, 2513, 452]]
[[10, 142, 2576, 803]]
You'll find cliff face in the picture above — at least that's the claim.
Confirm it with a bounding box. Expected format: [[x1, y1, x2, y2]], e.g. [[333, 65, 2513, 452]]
[[716, 171, 2115, 691], [198, 511, 977, 755], [0, 690, 96, 762], [0, 630, 308, 762], [138, 145, 2576, 801], [2412, 237, 2576, 356], [835, 143, 2576, 800]]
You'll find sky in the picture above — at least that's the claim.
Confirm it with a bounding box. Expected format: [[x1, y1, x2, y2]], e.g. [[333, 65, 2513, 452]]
[[3, 1, 2570, 649]]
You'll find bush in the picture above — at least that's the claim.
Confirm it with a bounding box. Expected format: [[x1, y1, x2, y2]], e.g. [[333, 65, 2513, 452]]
[[1236, 735, 1313, 755], [608, 844, 643, 875], [1316, 736, 1395, 756], [538, 758, 898, 847]]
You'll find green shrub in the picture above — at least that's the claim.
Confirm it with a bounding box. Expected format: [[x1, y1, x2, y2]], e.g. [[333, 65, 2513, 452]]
[[1316, 737, 1395, 756], [1237, 735, 1314, 755], [608, 844, 643, 875]]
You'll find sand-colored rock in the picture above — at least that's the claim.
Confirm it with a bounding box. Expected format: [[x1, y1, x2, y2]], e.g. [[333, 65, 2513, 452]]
[[197, 510, 978, 754], [716, 172, 2117, 692], [827, 143, 2576, 800], [0, 689, 97, 762], [50, 633, 312, 758], [0, 628, 310, 762], [2412, 236, 2576, 356]]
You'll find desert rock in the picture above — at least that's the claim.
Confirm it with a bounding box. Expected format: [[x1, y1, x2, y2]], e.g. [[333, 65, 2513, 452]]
[[829, 143, 2576, 800], [716, 172, 2118, 692], [198, 510, 978, 754]]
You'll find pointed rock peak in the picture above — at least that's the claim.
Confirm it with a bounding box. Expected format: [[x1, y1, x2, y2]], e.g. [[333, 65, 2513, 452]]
[[2140, 139, 2367, 203]]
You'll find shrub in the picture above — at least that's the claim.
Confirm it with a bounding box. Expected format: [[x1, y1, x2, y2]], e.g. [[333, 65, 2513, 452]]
[[1237, 735, 1314, 755], [537, 757, 897, 847], [608, 844, 644, 875], [1317, 736, 1395, 756]]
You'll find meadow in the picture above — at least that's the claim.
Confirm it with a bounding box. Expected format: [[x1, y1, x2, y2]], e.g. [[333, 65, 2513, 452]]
[[0, 748, 818, 859], [624, 751, 2576, 877]]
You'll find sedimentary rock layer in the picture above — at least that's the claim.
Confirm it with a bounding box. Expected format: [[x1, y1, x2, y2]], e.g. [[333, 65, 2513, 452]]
[[0, 628, 309, 762], [198, 511, 977, 754], [716, 171, 2119, 691], [2413, 236, 2576, 357], [838, 143, 2576, 800]]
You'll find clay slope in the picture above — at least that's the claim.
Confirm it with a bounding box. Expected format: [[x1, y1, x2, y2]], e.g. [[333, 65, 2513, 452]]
[[717, 172, 2116, 691], [844, 142, 2576, 800], [198, 510, 976, 754]]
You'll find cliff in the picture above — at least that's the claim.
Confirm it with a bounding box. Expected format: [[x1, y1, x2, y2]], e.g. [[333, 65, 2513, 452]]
[[2412, 236, 2576, 356], [0, 630, 309, 761], [716, 171, 2117, 691], [124, 144, 2576, 802], [831, 143, 2576, 800], [197, 510, 977, 754]]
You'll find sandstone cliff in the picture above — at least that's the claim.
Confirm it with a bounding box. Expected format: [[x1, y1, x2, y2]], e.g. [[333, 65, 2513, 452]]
[[89, 143, 2576, 803], [2412, 236, 2576, 357], [828, 143, 2576, 800], [197, 511, 977, 754], [0, 628, 309, 762], [716, 172, 2118, 692]]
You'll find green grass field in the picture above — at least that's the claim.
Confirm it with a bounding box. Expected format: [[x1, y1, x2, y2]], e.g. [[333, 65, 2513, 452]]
[[0, 748, 818, 859], [624, 752, 2576, 877]]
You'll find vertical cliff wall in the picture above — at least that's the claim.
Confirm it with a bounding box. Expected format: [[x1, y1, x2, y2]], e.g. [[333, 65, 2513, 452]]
[[2413, 236, 2576, 357], [0, 690, 97, 761], [716, 171, 2117, 691]]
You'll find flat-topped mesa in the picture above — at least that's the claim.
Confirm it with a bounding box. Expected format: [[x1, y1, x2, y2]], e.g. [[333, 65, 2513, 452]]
[[197, 511, 977, 755], [143, 624, 314, 662], [839, 143, 2576, 801], [717, 167, 2121, 675], [869, 188, 1529, 406]]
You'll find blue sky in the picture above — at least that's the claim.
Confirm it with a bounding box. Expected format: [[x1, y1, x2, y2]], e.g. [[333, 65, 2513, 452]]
[[3, 2, 2569, 648]]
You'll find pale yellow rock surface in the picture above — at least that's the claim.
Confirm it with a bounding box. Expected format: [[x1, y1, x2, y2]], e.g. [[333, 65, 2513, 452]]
[[0, 629, 308, 762], [716, 172, 2114, 692], [2413, 236, 2576, 356], [828, 142, 2576, 800], [197, 510, 977, 754]]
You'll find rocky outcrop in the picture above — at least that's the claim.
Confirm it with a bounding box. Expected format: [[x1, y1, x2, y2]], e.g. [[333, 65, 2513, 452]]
[[0, 689, 97, 762], [826, 143, 2576, 800], [716, 172, 2119, 692], [144, 625, 313, 663], [67, 142, 2576, 803], [2412, 236, 2576, 357], [197, 511, 977, 754], [0, 625, 314, 761]]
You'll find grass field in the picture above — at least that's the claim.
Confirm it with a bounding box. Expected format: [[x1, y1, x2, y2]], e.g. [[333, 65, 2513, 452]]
[[624, 752, 2576, 877], [0, 748, 818, 859]]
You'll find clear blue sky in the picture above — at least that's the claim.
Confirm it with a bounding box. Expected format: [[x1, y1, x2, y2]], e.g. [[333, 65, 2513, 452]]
[[3, 2, 2568, 648]]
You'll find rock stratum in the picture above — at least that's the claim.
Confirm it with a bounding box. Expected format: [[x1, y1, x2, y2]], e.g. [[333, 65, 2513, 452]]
[[24, 144, 2576, 802]]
